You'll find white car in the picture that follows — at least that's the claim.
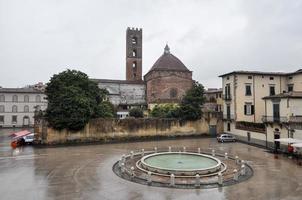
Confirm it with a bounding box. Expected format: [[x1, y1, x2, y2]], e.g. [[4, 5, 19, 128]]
[[217, 134, 236, 143], [22, 133, 35, 144]]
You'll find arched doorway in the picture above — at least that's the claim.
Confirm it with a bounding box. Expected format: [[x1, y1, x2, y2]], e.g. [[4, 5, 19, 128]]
[[23, 116, 30, 127]]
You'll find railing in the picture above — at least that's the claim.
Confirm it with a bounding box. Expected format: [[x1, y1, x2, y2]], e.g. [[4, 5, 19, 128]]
[[222, 94, 232, 101], [235, 121, 266, 133], [223, 114, 235, 120], [289, 116, 302, 123], [262, 116, 288, 123]]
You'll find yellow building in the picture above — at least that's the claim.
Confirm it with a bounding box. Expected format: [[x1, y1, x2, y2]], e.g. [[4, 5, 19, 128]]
[[219, 69, 302, 148]]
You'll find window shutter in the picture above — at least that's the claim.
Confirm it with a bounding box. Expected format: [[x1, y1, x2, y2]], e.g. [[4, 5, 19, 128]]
[[244, 105, 247, 115], [251, 105, 255, 115]]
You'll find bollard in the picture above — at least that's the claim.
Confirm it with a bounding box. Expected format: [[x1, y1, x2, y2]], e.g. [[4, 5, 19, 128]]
[[121, 163, 125, 173], [198, 147, 201, 154], [130, 151, 134, 159], [241, 160, 245, 165], [195, 174, 201, 187], [212, 149, 215, 156], [235, 156, 239, 165], [241, 164, 246, 176], [183, 146, 186, 152], [147, 171, 152, 185], [130, 166, 135, 177], [233, 169, 238, 181], [224, 152, 228, 160], [141, 149, 145, 156], [122, 154, 126, 163], [218, 172, 223, 186], [169, 146, 172, 152], [170, 174, 175, 186], [154, 147, 157, 153]]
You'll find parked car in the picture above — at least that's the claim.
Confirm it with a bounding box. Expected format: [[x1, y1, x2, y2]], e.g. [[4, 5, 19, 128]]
[[217, 134, 236, 142], [21, 133, 35, 144]]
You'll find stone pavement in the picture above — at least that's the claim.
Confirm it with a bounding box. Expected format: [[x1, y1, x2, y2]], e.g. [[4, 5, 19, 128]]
[[0, 129, 301, 200]]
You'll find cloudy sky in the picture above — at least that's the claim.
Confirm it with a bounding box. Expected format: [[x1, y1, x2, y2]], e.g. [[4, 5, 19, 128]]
[[1, 0, 302, 88]]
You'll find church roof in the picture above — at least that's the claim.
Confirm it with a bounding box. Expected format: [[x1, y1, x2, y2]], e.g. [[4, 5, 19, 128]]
[[148, 45, 191, 73]]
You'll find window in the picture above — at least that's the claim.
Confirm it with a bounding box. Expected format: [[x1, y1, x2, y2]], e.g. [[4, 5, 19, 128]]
[[132, 62, 137, 68], [248, 76, 252, 79], [12, 105, 17, 113], [0, 105, 4, 113], [269, 86, 275, 96], [12, 95, 18, 102], [270, 77, 274, 80], [244, 103, 254, 115], [170, 88, 178, 98], [227, 123, 231, 131], [24, 95, 29, 102], [35, 105, 41, 111], [12, 115, 17, 124], [132, 50, 137, 57], [288, 76, 293, 80], [0, 95, 4, 102], [0, 115, 4, 123], [245, 84, 252, 96], [36, 95, 41, 102], [132, 37, 137, 44], [24, 105, 29, 113], [226, 76, 230, 80], [225, 84, 231, 99], [288, 84, 294, 92]]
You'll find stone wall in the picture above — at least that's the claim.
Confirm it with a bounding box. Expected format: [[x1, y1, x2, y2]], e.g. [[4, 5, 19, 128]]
[[36, 116, 223, 145]]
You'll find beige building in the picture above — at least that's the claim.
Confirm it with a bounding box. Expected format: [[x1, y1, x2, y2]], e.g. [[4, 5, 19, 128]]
[[0, 86, 47, 128], [220, 69, 302, 148], [203, 88, 223, 113]]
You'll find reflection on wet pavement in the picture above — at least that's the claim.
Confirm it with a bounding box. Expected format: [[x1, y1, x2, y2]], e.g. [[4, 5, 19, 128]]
[[0, 128, 301, 200]]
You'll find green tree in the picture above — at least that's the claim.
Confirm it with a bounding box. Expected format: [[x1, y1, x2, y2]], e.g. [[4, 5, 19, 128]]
[[45, 69, 114, 131], [179, 81, 205, 120], [150, 104, 180, 118], [129, 108, 144, 118]]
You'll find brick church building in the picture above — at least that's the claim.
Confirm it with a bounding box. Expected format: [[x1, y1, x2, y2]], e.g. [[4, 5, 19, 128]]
[[94, 27, 193, 118]]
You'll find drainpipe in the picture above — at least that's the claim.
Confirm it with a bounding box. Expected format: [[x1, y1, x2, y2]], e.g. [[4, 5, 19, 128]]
[[253, 75, 256, 122], [265, 99, 268, 148]]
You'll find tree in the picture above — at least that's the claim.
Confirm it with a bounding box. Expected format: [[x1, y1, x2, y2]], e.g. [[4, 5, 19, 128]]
[[150, 104, 180, 118], [129, 108, 144, 118], [45, 69, 114, 131], [179, 81, 205, 120]]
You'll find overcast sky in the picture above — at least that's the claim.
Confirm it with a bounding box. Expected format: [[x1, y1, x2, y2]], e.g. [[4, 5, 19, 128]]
[[1, 0, 302, 88]]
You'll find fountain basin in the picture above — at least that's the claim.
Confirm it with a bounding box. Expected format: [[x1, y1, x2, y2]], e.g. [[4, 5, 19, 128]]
[[140, 152, 222, 176]]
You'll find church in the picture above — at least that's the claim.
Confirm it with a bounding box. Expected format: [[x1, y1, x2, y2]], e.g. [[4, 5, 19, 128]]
[[93, 27, 193, 118]]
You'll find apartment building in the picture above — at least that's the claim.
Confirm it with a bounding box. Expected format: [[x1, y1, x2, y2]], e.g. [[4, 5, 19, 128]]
[[203, 88, 223, 112], [220, 69, 302, 148], [0, 84, 47, 128]]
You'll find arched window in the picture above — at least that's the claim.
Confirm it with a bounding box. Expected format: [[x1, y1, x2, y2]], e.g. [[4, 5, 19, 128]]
[[170, 88, 178, 98], [132, 50, 137, 57], [0, 105, 4, 113], [12, 95, 18, 102], [36, 95, 41, 102], [12, 105, 17, 113], [35, 105, 41, 111], [0, 95, 5, 102], [24, 105, 29, 113], [132, 37, 137, 44], [24, 95, 29, 102], [132, 62, 137, 68]]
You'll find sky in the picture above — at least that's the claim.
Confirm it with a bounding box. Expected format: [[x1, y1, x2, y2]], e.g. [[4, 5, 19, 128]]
[[1, 0, 302, 89]]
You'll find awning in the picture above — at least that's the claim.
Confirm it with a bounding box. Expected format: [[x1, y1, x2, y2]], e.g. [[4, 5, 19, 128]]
[[274, 138, 302, 143], [292, 143, 302, 148], [10, 130, 31, 140]]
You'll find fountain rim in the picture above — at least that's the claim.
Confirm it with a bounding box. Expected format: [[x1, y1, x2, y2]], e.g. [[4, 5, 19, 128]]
[[141, 152, 222, 172]]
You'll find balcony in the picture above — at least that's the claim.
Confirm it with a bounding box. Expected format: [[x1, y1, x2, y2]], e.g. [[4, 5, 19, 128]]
[[262, 116, 288, 123], [289, 116, 302, 123], [223, 114, 235, 121], [223, 94, 232, 101]]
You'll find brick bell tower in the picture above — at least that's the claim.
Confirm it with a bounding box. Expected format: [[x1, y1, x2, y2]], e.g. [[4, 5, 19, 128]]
[[126, 27, 142, 81]]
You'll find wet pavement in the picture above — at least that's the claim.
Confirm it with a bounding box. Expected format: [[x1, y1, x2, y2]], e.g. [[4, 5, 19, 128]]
[[0, 128, 301, 200]]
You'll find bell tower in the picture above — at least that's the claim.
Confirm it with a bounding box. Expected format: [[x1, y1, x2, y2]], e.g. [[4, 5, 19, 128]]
[[126, 27, 142, 81]]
